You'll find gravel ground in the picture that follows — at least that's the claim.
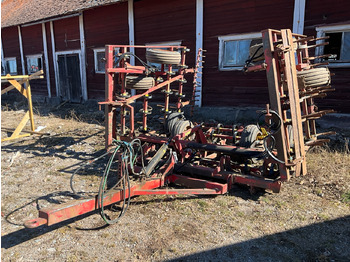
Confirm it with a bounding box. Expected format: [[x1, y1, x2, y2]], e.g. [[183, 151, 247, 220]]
[[1, 101, 350, 262]]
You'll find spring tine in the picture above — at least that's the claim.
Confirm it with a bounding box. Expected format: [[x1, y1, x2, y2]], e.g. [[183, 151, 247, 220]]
[[310, 62, 329, 67], [314, 36, 330, 41], [294, 36, 314, 43]]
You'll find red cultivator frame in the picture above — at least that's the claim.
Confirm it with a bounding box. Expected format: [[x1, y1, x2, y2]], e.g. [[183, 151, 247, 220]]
[[25, 29, 334, 228]]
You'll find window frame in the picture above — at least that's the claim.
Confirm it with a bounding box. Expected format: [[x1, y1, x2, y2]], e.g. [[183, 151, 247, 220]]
[[2, 57, 18, 75], [218, 32, 261, 71], [93, 48, 106, 74], [26, 54, 43, 75], [316, 24, 350, 68], [94, 47, 120, 74]]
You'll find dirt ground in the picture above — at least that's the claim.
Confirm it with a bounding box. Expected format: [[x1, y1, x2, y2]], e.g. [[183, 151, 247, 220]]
[[1, 99, 350, 262]]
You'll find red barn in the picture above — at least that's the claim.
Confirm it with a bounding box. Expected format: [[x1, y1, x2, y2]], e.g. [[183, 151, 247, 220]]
[[1, 0, 350, 112]]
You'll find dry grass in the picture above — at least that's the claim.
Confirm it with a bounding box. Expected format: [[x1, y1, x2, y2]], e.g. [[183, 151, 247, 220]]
[[1, 103, 350, 261]]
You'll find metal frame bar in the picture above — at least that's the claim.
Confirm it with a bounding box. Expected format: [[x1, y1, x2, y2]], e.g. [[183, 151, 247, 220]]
[[24, 29, 334, 229]]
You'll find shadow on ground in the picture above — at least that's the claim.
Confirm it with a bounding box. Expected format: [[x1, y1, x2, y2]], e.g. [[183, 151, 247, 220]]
[[2, 213, 349, 262], [167, 215, 350, 262]]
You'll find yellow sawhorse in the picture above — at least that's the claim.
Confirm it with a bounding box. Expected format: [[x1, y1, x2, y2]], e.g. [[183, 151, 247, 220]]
[[1, 70, 47, 142]]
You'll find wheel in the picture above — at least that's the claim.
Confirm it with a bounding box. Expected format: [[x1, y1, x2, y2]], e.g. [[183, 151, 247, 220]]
[[171, 120, 193, 137], [239, 125, 262, 148], [166, 112, 184, 133], [146, 49, 181, 65], [249, 43, 264, 62], [125, 75, 155, 90], [297, 68, 331, 89]]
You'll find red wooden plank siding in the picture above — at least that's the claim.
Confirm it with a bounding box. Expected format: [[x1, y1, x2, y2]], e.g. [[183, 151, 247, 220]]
[[53, 16, 80, 51], [84, 3, 129, 99], [304, 0, 350, 113], [22, 24, 43, 55], [21, 24, 47, 96], [2, 26, 22, 75], [304, 0, 350, 30], [134, 0, 196, 101], [203, 0, 294, 107]]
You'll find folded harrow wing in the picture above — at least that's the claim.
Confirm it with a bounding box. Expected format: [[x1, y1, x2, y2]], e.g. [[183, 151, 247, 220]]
[[25, 29, 334, 228]]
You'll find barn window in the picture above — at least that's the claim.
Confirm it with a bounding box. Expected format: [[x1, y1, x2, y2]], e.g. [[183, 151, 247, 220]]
[[94, 47, 120, 74], [26, 55, 43, 74], [2, 57, 17, 75], [145, 41, 182, 71], [218, 32, 262, 70], [316, 24, 350, 67]]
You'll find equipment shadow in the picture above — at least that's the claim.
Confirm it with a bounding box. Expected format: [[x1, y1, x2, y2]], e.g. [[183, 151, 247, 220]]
[[167, 215, 350, 262]]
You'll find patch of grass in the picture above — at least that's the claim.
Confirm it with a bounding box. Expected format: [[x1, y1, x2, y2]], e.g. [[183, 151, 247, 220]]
[[197, 199, 209, 208], [196, 199, 210, 213], [318, 212, 330, 221], [341, 191, 350, 203]]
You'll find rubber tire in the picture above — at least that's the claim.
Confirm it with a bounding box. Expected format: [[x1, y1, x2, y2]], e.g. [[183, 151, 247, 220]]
[[146, 49, 181, 65], [166, 112, 184, 133], [171, 120, 193, 137], [125, 75, 155, 90], [239, 125, 262, 148], [297, 68, 331, 89], [249, 43, 264, 62]]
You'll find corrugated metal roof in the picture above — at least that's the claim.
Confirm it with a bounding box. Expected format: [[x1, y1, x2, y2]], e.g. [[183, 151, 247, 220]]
[[1, 0, 124, 28]]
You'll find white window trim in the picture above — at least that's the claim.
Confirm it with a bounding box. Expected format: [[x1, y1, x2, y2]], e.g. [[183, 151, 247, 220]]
[[2, 57, 18, 75], [94, 48, 106, 74], [316, 24, 350, 68], [218, 32, 261, 71], [26, 54, 43, 75], [93, 47, 120, 74]]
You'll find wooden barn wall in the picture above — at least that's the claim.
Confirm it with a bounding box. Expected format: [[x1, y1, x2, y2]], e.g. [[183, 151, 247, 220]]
[[21, 24, 47, 96], [22, 24, 43, 55], [2, 26, 22, 75], [304, 0, 350, 113], [134, 0, 196, 101], [84, 3, 129, 99], [202, 0, 294, 107], [53, 16, 80, 51]]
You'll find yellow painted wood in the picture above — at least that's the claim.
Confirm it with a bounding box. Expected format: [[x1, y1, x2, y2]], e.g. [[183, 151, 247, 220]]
[[1, 134, 31, 142], [1, 71, 44, 142], [26, 80, 35, 131], [8, 79, 28, 98], [11, 111, 30, 138]]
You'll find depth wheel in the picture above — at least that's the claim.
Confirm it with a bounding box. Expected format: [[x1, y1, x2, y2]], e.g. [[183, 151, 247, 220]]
[[146, 49, 181, 65]]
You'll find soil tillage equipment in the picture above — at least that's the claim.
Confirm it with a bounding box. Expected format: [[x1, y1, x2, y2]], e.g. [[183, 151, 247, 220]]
[[25, 29, 334, 228]]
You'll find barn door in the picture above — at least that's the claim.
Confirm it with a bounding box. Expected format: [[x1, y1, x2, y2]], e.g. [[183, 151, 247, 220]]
[[57, 54, 82, 102]]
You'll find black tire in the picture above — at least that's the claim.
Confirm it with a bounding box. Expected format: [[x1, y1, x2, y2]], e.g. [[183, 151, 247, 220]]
[[166, 112, 184, 133], [171, 120, 193, 137], [297, 68, 331, 89], [146, 49, 181, 65], [239, 125, 262, 148], [125, 75, 155, 90], [249, 43, 264, 62]]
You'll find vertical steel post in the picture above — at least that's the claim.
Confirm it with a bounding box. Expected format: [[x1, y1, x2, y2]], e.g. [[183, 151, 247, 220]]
[[105, 45, 115, 148]]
